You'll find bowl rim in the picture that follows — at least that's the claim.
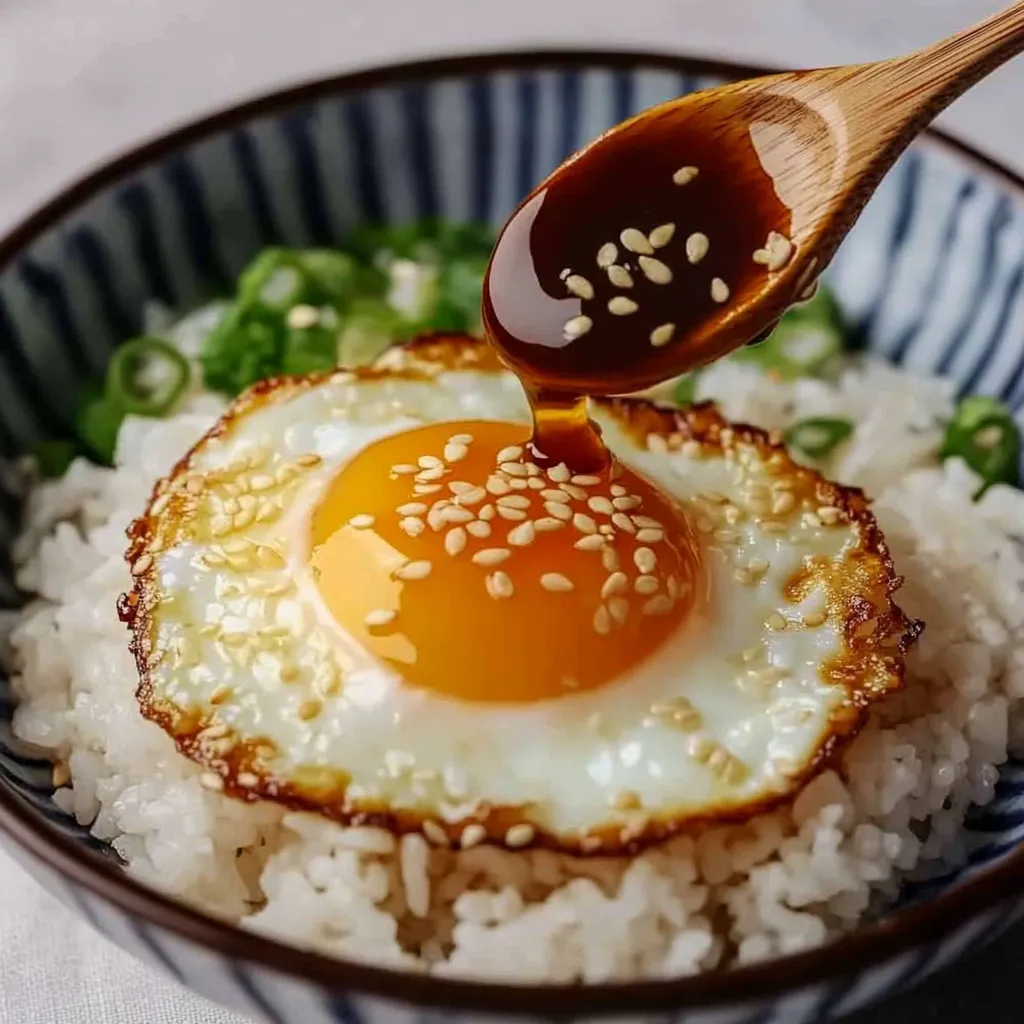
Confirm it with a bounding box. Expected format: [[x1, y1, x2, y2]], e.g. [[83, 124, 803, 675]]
[[1, 46, 1023, 1017]]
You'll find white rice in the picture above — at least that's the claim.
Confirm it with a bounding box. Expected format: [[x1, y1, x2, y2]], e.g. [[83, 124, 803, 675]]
[[5, 333, 1024, 982]]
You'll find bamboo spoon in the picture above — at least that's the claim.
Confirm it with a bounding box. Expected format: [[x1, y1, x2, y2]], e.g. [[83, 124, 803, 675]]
[[484, 0, 1024, 400]]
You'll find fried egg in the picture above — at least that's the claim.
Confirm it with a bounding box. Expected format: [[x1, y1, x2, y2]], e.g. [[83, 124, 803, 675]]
[[123, 336, 918, 853]]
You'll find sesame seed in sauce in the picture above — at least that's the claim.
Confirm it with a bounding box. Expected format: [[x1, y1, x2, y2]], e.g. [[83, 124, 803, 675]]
[[501, 462, 529, 477], [534, 517, 564, 532], [460, 823, 487, 849], [765, 611, 788, 632], [497, 445, 523, 463], [541, 573, 574, 592], [710, 278, 730, 303], [444, 527, 467, 557], [479, 504, 496, 521], [638, 255, 672, 285], [575, 534, 606, 552], [817, 506, 842, 525], [486, 476, 511, 496], [455, 486, 486, 506], [394, 560, 433, 582], [540, 488, 570, 502], [505, 823, 535, 847], [473, 548, 511, 567], [588, 495, 615, 515], [650, 323, 675, 348], [441, 506, 475, 525], [565, 274, 595, 300], [636, 528, 665, 544], [648, 223, 676, 248], [593, 606, 612, 636], [642, 595, 674, 616], [414, 484, 443, 495], [448, 433, 473, 446], [365, 609, 397, 628], [563, 314, 593, 341], [486, 571, 514, 600], [547, 463, 571, 484], [496, 505, 528, 522], [347, 514, 376, 530], [620, 227, 653, 254], [422, 820, 449, 846], [596, 242, 618, 268], [131, 554, 153, 576], [466, 520, 491, 539], [634, 547, 657, 574], [561, 483, 588, 500], [497, 494, 531, 509], [507, 521, 536, 547], [611, 512, 636, 534], [444, 442, 469, 463], [572, 513, 597, 535], [634, 575, 659, 595], [772, 492, 796, 516], [608, 296, 639, 316], [672, 165, 699, 185], [544, 501, 573, 521], [398, 502, 428, 517], [803, 609, 828, 628], [601, 572, 628, 598], [570, 474, 600, 486], [607, 264, 634, 288]]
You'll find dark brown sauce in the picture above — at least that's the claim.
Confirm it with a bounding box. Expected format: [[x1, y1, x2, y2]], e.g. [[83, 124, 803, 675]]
[[483, 93, 796, 471]]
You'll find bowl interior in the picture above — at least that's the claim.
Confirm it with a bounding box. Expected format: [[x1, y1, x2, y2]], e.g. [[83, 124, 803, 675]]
[[1, 51, 1024, 962]]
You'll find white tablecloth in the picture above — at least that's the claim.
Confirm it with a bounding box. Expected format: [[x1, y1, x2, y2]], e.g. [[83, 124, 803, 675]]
[[0, 1, 1018, 1022]]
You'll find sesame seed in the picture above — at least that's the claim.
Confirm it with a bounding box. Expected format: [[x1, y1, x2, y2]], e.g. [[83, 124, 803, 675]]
[[613, 495, 641, 511], [544, 501, 573, 521], [764, 231, 793, 271], [710, 278, 730, 303], [297, 698, 323, 722], [547, 463, 571, 483], [419, 455, 443, 469], [472, 548, 511, 566], [636, 528, 664, 543], [561, 483, 588, 500], [394, 560, 433, 581], [540, 489, 570, 502], [131, 553, 153, 576], [185, 475, 205, 495], [588, 495, 615, 515], [298, 453, 322, 468], [650, 323, 675, 347], [505, 823, 534, 847], [765, 611, 787, 631], [562, 314, 593, 340], [612, 512, 636, 534], [416, 466, 446, 482], [565, 274, 595, 300], [466, 520, 491, 538], [593, 606, 612, 635], [638, 255, 672, 285], [414, 484, 442, 495], [803, 610, 828, 627], [507, 521, 536, 547], [672, 165, 699, 185], [608, 596, 630, 625], [448, 433, 473, 445], [441, 506, 475, 524], [572, 513, 596, 535], [444, 442, 469, 463], [210, 515, 232, 537], [575, 534, 606, 552], [534, 517, 565, 532], [599, 525, 614, 537], [349, 514, 375, 529], [497, 505, 528, 521], [620, 227, 653, 254], [527, 477, 546, 490], [497, 445, 523, 463], [497, 494, 531, 509], [460, 823, 487, 849], [571, 474, 601, 486], [479, 504, 496, 521], [486, 475, 511, 496], [817, 506, 842, 525], [444, 527, 468, 556], [486, 571, 514, 599], [608, 296, 639, 316], [642, 595, 674, 616], [596, 242, 618, 268], [365, 609, 396, 628], [610, 789, 642, 811], [602, 547, 621, 572], [541, 573, 574, 592], [634, 575, 658, 595], [455, 486, 486, 506], [602, 572, 628, 598], [233, 509, 255, 530], [607, 264, 634, 288], [634, 547, 656, 574], [501, 462, 529, 477], [772, 492, 796, 515], [648, 223, 676, 248], [427, 505, 447, 531], [200, 772, 224, 792], [685, 232, 709, 264], [422, 820, 449, 846]]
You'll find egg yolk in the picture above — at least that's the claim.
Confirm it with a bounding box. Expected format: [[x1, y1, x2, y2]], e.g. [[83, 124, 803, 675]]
[[310, 421, 702, 703]]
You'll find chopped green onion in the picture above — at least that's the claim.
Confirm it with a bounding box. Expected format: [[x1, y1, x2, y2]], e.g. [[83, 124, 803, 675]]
[[32, 439, 78, 478], [106, 337, 190, 416], [734, 282, 845, 379], [674, 372, 700, 407], [336, 298, 407, 367], [75, 383, 125, 466], [940, 395, 1021, 492], [432, 255, 489, 334], [785, 418, 854, 459], [281, 323, 339, 376]]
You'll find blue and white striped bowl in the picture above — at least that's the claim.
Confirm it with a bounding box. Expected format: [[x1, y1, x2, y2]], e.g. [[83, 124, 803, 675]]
[[2, 51, 1024, 1024]]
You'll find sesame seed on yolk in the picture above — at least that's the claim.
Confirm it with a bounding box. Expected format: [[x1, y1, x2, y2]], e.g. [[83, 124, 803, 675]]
[[309, 420, 703, 704]]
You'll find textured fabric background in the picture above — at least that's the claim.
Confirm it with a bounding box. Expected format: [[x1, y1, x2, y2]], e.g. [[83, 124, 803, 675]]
[[0, 1, 1019, 1021]]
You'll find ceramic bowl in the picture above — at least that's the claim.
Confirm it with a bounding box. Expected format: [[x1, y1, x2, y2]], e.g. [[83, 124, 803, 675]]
[[2, 51, 1024, 1024]]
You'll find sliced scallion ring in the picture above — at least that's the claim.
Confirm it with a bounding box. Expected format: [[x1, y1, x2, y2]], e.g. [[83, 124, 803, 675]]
[[106, 337, 190, 417], [785, 418, 854, 459], [940, 395, 1021, 492]]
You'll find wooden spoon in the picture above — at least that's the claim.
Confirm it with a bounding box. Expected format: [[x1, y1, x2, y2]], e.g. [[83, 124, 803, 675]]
[[484, 0, 1024, 400]]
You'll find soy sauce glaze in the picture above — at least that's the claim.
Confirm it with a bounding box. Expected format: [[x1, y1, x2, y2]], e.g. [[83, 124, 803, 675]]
[[483, 95, 797, 473]]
